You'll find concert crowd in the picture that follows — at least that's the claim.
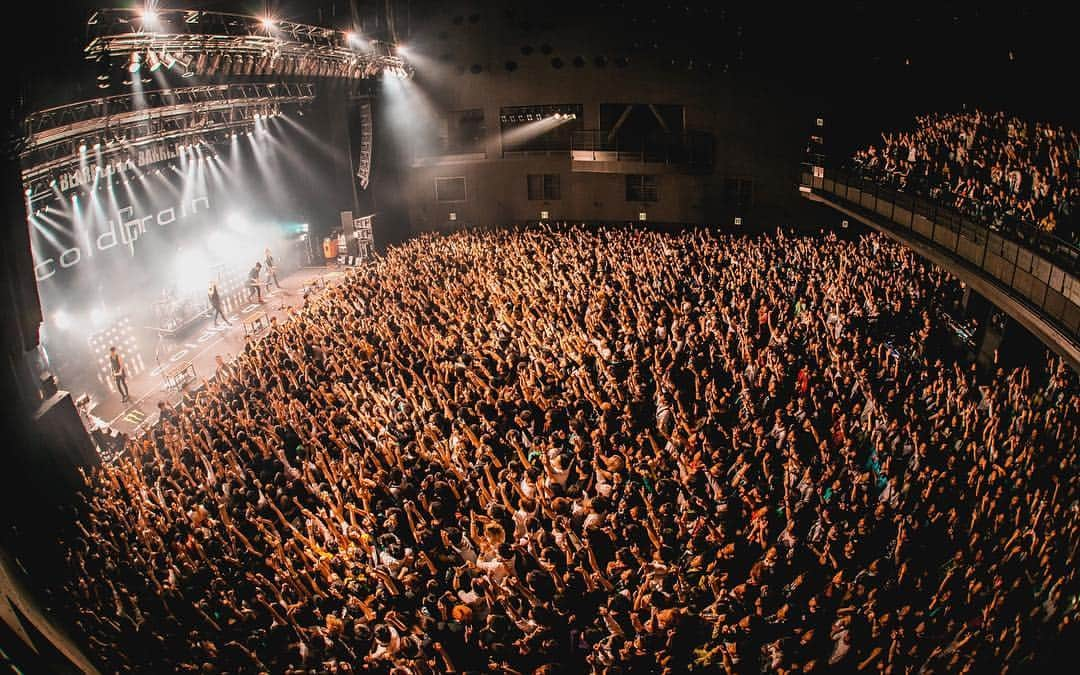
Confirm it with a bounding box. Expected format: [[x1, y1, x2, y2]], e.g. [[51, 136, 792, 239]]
[[60, 226, 1080, 673], [851, 111, 1078, 243]]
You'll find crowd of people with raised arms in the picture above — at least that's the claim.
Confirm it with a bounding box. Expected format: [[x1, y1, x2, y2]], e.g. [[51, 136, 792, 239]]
[[852, 111, 1077, 243], [59, 225, 1080, 673]]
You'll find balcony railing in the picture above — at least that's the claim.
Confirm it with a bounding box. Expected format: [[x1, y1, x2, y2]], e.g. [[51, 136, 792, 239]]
[[414, 138, 487, 162], [571, 130, 714, 170], [801, 166, 1080, 344]]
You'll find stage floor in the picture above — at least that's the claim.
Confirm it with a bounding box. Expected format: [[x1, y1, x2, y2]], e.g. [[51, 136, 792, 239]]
[[89, 265, 346, 436]]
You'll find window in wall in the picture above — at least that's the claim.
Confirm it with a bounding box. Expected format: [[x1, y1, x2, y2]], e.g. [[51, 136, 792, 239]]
[[435, 177, 467, 202], [527, 174, 561, 200], [426, 110, 485, 156], [626, 174, 659, 202], [448, 109, 485, 153], [723, 177, 754, 211], [600, 104, 685, 145]]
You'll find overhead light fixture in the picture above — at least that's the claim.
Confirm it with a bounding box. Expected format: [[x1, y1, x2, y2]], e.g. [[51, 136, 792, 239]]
[[147, 50, 161, 71], [260, 17, 276, 30], [128, 52, 142, 73], [140, 8, 158, 22], [163, 52, 176, 69]]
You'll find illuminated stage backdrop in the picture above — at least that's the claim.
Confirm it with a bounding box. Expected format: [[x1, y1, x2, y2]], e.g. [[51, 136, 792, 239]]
[[29, 150, 297, 397]]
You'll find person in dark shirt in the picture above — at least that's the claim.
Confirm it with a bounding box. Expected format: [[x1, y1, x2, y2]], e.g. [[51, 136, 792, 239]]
[[108, 345, 130, 403], [208, 281, 231, 326], [156, 400, 177, 427], [247, 261, 264, 303], [264, 247, 281, 289]]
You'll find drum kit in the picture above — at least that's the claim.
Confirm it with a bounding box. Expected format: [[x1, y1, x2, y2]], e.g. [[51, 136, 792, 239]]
[[152, 288, 200, 332]]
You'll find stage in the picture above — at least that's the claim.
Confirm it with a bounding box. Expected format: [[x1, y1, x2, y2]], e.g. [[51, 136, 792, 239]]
[[85, 264, 347, 437]]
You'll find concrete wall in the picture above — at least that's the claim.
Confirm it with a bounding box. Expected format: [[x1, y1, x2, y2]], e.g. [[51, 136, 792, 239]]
[[380, 3, 812, 233]]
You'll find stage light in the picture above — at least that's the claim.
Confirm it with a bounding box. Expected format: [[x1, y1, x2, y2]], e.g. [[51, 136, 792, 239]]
[[79, 142, 87, 153], [208, 230, 231, 253], [53, 311, 71, 330], [260, 17, 276, 30], [140, 7, 158, 22], [174, 248, 206, 294], [226, 211, 249, 231], [345, 31, 357, 43], [24, 187, 31, 197], [148, 50, 162, 72], [128, 52, 141, 74]]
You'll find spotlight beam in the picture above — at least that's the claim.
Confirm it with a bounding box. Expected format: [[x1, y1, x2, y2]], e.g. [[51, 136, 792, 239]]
[[499, 116, 569, 149]]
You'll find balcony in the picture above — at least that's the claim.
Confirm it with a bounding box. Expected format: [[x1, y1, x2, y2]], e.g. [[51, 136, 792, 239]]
[[412, 138, 487, 167], [800, 166, 1080, 370], [570, 130, 715, 174]]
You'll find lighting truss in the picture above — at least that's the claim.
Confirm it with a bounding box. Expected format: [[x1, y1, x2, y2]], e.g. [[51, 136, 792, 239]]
[[86, 8, 408, 81], [21, 83, 314, 200]]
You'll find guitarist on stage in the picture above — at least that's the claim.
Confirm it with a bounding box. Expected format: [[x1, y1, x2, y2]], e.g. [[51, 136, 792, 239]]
[[264, 248, 281, 290], [109, 346, 131, 404]]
